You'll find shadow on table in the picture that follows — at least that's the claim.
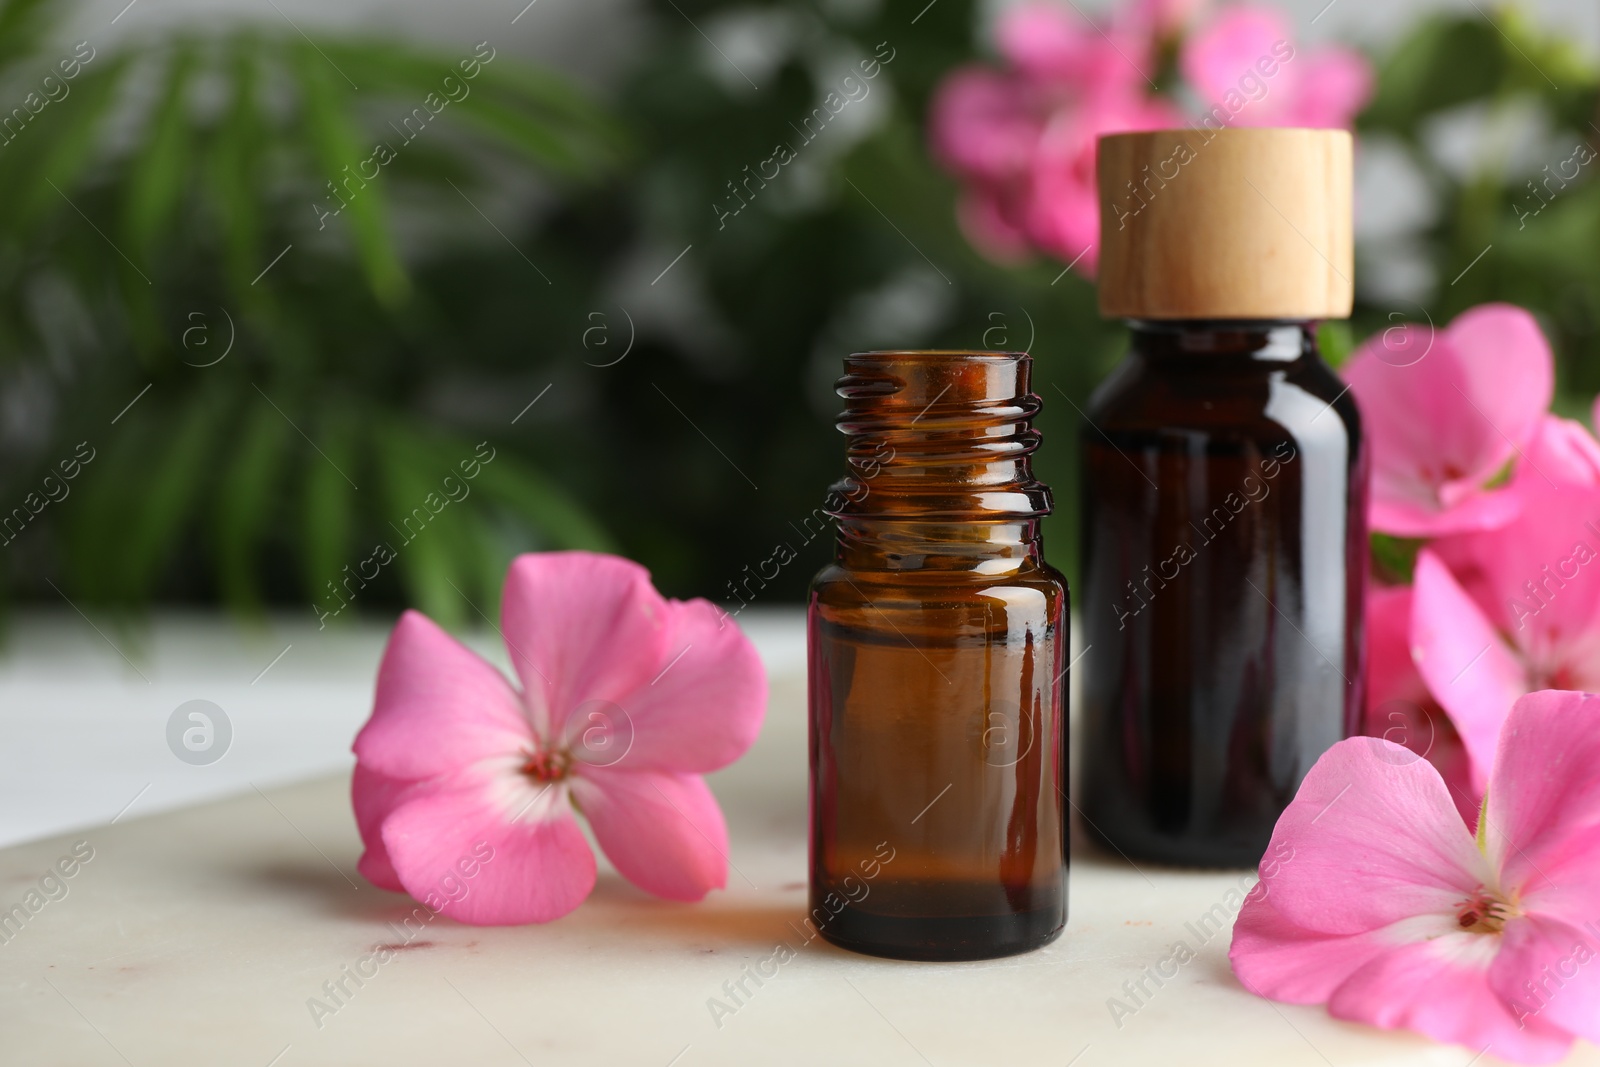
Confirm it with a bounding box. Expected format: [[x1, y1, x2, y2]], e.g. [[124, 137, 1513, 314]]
[[231, 859, 827, 953], [582, 873, 822, 950], [235, 857, 413, 922]]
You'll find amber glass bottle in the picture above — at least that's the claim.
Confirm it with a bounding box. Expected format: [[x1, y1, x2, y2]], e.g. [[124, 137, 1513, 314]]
[[808, 350, 1068, 961], [1080, 129, 1368, 867]]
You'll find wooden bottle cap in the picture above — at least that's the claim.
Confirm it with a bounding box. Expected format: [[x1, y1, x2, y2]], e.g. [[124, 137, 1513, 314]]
[[1096, 128, 1353, 320]]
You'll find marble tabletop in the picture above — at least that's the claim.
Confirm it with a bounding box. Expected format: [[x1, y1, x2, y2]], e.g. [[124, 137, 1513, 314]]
[[0, 610, 1591, 1067]]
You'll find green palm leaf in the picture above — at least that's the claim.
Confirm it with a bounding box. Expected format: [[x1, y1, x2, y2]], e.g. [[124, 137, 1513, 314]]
[[213, 399, 292, 612], [292, 39, 409, 307]]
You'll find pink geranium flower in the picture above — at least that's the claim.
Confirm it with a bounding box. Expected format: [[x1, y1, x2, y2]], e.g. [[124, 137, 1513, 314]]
[[928, 68, 1047, 263], [929, 1, 1367, 276], [1231, 689, 1600, 1063], [1411, 417, 1600, 793], [351, 551, 766, 924], [1023, 92, 1180, 272], [1344, 304, 1555, 537], [1181, 5, 1371, 129], [995, 1, 1154, 99], [928, 2, 1177, 274]]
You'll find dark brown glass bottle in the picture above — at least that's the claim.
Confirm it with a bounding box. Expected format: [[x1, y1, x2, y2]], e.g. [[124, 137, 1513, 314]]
[[1079, 321, 1367, 866], [808, 350, 1068, 961], [1083, 128, 1367, 866]]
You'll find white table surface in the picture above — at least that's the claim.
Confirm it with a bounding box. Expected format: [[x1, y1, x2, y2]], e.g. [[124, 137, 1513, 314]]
[[0, 608, 1591, 1067]]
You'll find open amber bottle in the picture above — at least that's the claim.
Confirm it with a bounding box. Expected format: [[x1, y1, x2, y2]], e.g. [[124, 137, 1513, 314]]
[[808, 350, 1068, 961], [1080, 129, 1368, 867]]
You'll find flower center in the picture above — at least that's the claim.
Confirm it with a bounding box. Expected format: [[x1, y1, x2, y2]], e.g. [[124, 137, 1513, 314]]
[[522, 747, 572, 782], [1457, 886, 1518, 934], [1529, 662, 1576, 691]]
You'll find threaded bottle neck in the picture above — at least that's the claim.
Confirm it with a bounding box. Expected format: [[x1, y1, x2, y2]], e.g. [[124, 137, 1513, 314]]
[[829, 350, 1051, 523]]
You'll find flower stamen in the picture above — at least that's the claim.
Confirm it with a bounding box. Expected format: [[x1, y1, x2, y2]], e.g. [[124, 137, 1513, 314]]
[[1456, 887, 1518, 934], [522, 747, 572, 782]]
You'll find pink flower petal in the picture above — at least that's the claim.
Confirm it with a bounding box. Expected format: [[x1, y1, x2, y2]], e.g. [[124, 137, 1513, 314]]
[[381, 765, 596, 924], [1230, 890, 1416, 1003], [1482, 690, 1600, 893], [1288, 48, 1373, 128], [1369, 490, 1523, 540], [499, 552, 673, 739], [995, 2, 1094, 82], [1524, 415, 1600, 487], [955, 189, 1035, 264], [1365, 584, 1426, 723], [602, 598, 765, 774], [569, 766, 730, 901], [1250, 735, 1490, 936], [1025, 94, 1178, 272], [1345, 305, 1553, 537], [1428, 478, 1600, 693], [1326, 929, 1576, 1063], [353, 610, 533, 781], [998, 2, 1149, 96], [352, 764, 428, 892], [1181, 8, 1371, 129], [1180, 5, 1287, 112], [1492, 913, 1600, 1046], [1508, 825, 1600, 967], [1411, 551, 1529, 793], [1364, 584, 1477, 821], [1345, 330, 1487, 532], [927, 67, 1040, 185], [1446, 304, 1554, 449]]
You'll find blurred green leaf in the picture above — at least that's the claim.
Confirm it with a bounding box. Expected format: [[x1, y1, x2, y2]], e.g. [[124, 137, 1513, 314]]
[[438, 94, 595, 177], [319, 37, 628, 164], [119, 393, 230, 602], [0, 55, 129, 233], [1370, 533, 1423, 587], [69, 393, 230, 604], [471, 450, 615, 553], [213, 400, 292, 612], [123, 43, 198, 263], [292, 39, 410, 307], [1361, 17, 1506, 136], [374, 422, 468, 628], [206, 37, 267, 303], [1317, 321, 1355, 371], [118, 43, 199, 359], [0, 0, 61, 73], [301, 405, 359, 616]]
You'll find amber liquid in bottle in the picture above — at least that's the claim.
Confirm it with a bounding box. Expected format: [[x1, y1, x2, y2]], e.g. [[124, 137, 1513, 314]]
[[808, 351, 1068, 961], [1079, 321, 1367, 867]]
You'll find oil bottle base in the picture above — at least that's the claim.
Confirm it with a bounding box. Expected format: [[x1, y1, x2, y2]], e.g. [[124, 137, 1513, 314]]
[[816, 906, 1065, 962]]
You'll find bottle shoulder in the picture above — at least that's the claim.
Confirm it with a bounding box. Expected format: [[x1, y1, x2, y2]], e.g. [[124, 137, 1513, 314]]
[[1082, 351, 1361, 449], [811, 559, 1068, 600]]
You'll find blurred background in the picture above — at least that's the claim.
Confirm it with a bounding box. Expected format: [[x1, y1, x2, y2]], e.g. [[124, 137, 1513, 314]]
[[1, 0, 1598, 626]]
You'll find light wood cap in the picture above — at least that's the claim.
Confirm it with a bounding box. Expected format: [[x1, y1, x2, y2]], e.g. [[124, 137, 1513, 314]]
[[1096, 128, 1353, 320]]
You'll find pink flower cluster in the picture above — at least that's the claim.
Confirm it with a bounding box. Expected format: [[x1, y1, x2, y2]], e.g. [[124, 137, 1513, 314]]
[[927, 0, 1372, 274], [1233, 303, 1600, 1060], [1347, 304, 1600, 811]]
